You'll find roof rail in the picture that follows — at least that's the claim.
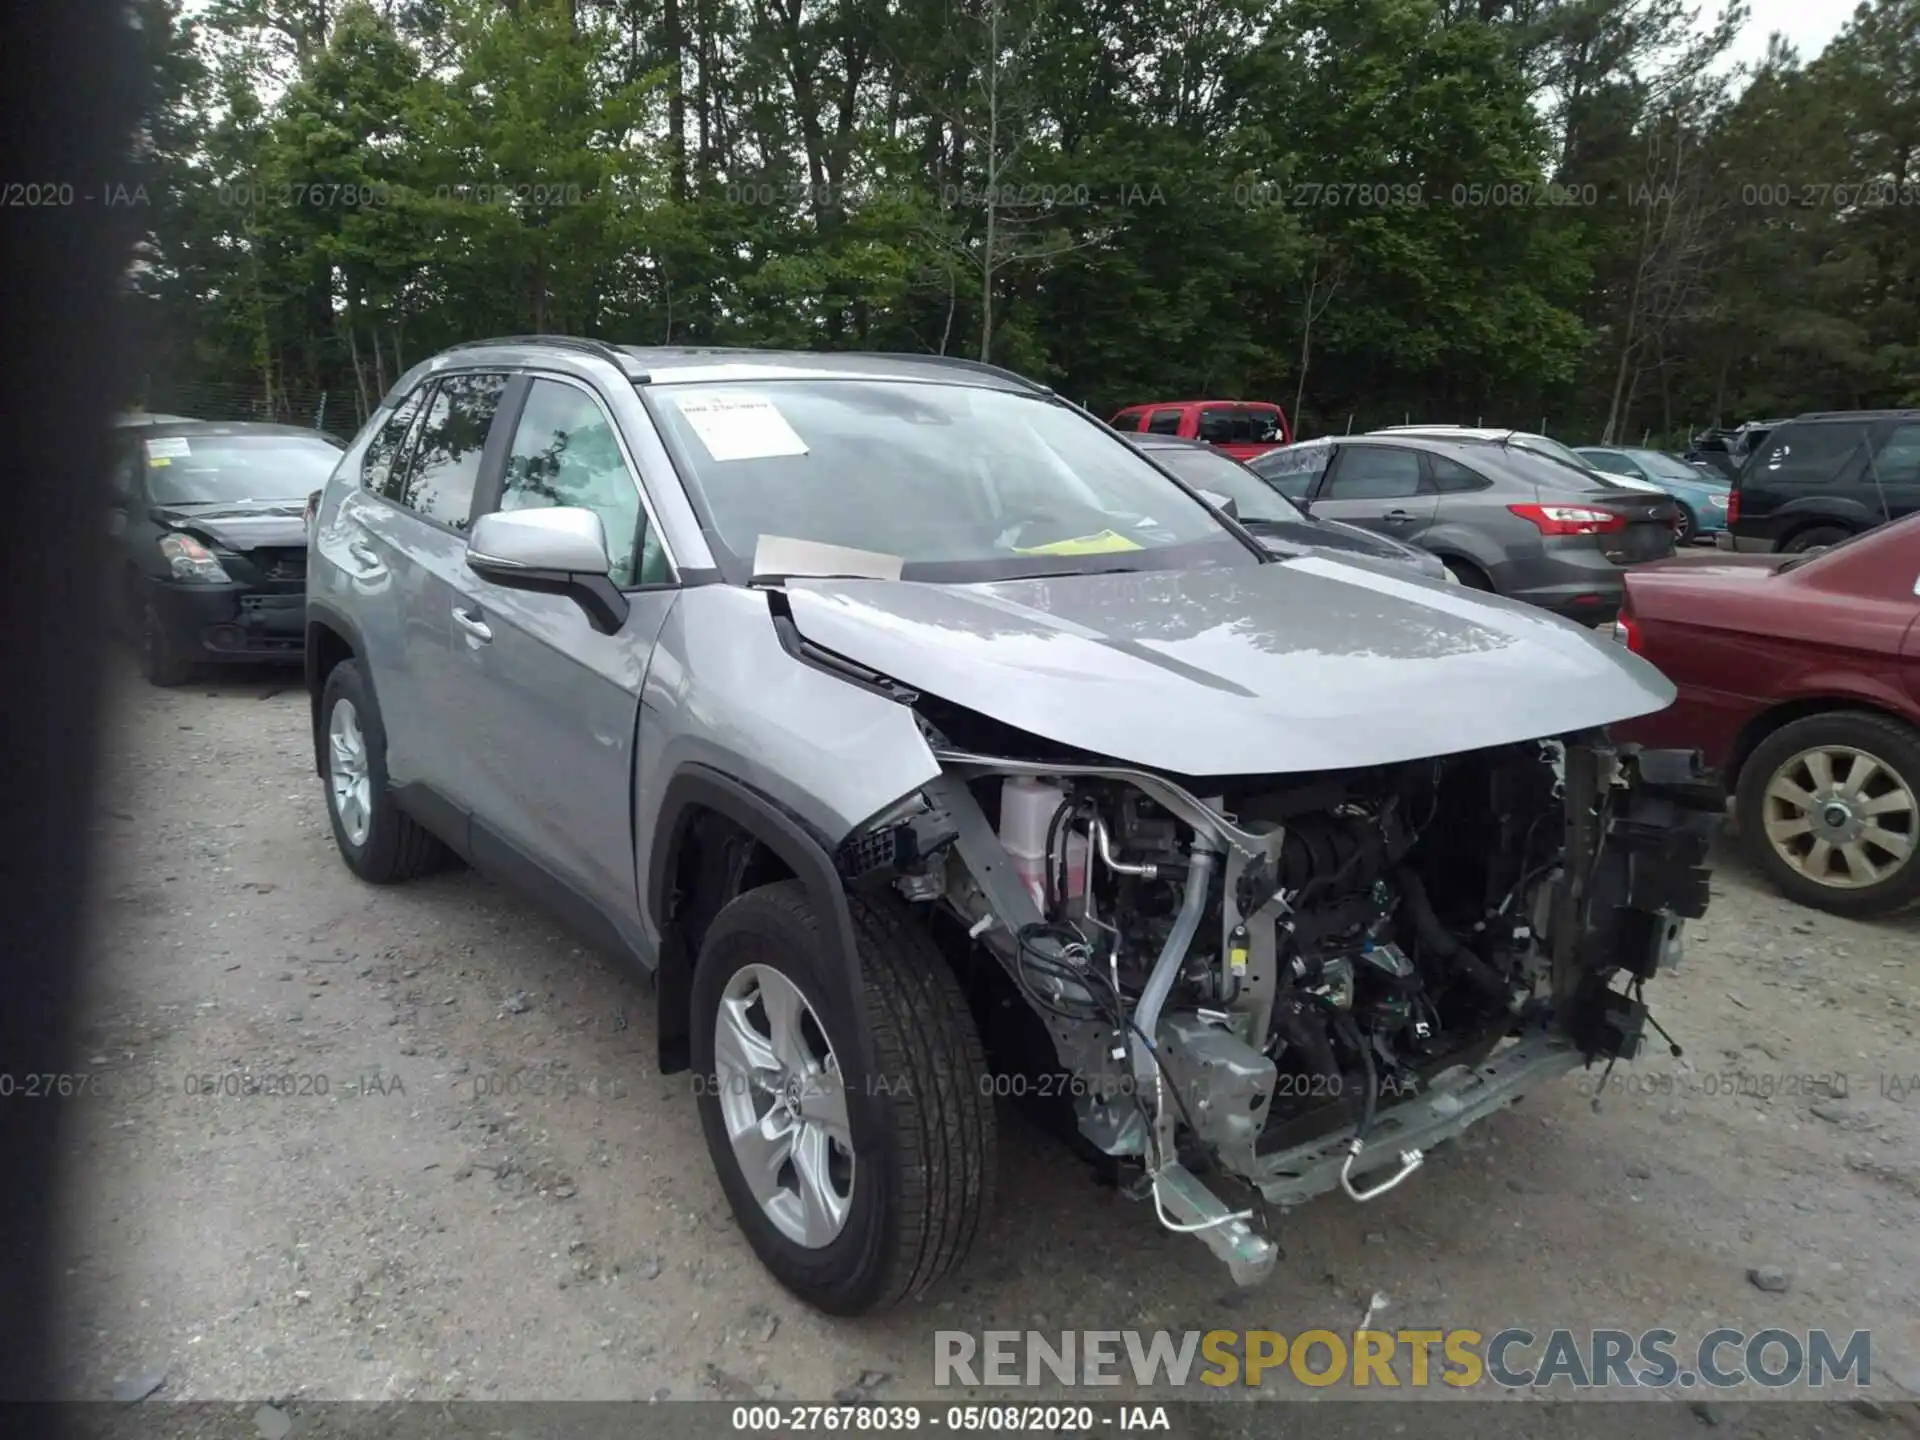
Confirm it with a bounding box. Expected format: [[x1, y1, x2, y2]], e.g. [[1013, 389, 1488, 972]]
[[445, 335, 632, 366], [841, 351, 1054, 395]]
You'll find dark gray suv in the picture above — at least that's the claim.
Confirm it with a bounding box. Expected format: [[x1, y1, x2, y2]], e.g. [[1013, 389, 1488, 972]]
[[1250, 434, 1679, 624], [305, 338, 1718, 1314]]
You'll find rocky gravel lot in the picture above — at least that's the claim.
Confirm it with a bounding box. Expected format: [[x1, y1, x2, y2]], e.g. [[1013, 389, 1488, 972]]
[[44, 659, 1920, 1433]]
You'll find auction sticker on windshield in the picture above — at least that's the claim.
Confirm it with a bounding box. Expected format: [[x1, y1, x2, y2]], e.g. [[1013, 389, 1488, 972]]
[[672, 393, 809, 462], [146, 437, 191, 462]]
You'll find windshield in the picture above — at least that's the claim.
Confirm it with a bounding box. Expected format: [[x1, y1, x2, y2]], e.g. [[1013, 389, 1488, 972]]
[[144, 433, 343, 504], [1138, 446, 1306, 524], [645, 379, 1256, 581], [1631, 449, 1728, 486]]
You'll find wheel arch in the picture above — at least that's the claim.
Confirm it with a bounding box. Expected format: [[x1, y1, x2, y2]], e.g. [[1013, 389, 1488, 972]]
[[1727, 695, 1920, 789], [646, 764, 870, 1078], [305, 602, 371, 778]]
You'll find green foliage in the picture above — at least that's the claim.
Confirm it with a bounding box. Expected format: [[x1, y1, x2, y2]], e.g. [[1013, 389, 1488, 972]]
[[128, 0, 1920, 438]]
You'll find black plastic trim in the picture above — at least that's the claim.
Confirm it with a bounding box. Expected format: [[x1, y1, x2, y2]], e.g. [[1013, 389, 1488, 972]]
[[645, 765, 867, 1078]]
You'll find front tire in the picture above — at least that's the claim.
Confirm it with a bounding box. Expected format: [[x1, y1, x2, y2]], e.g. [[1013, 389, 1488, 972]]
[[318, 660, 447, 883], [1672, 504, 1698, 544], [1737, 711, 1920, 916], [140, 598, 193, 687], [691, 880, 997, 1315]]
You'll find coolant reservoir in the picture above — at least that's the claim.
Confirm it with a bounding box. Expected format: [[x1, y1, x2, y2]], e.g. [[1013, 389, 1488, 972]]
[[999, 777, 1086, 913]]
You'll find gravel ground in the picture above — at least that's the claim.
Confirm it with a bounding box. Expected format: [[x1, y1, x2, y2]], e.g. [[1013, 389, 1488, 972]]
[[47, 659, 1920, 1431]]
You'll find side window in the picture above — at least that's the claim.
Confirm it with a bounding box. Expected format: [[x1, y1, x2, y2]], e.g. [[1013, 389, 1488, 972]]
[[498, 379, 662, 587], [1584, 450, 1636, 476], [1251, 443, 1332, 500], [399, 372, 510, 529], [1109, 410, 1142, 433], [361, 388, 429, 499], [1429, 454, 1491, 492], [1145, 408, 1183, 436], [1871, 424, 1920, 485], [1325, 445, 1423, 500], [1751, 424, 1864, 482]]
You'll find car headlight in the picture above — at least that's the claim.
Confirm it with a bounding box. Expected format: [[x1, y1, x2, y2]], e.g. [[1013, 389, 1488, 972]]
[[159, 532, 232, 583]]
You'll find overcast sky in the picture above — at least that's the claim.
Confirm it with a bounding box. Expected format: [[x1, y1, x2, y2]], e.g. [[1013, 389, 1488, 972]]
[[1721, 0, 1855, 68]]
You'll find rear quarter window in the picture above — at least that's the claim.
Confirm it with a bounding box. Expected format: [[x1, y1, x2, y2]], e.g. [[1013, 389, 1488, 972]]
[[1749, 424, 1868, 483]]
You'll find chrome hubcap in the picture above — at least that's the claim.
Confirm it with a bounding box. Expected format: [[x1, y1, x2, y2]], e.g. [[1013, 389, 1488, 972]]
[[1763, 744, 1915, 889], [713, 964, 854, 1248], [327, 698, 373, 848]]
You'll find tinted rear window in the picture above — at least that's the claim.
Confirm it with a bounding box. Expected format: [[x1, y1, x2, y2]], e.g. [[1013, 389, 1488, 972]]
[[1747, 424, 1869, 481]]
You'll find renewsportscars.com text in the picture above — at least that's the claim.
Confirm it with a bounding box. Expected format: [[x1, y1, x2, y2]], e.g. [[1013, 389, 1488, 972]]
[[934, 1328, 1873, 1391]]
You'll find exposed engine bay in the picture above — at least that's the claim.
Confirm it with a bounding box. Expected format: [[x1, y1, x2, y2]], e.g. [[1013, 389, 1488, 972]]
[[835, 720, 1721, 1286]]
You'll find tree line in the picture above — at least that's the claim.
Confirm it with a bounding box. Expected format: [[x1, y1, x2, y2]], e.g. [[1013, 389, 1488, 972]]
[[127, 0, 1919, 444]]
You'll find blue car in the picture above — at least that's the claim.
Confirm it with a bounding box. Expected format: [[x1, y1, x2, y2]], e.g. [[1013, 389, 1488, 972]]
[[1575, 446, 1731, 544]]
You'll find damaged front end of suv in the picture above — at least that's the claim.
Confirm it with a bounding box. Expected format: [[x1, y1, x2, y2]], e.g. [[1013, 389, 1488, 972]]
[[738, 552, 1729, 1297], [838, 717, 1718, 1287]]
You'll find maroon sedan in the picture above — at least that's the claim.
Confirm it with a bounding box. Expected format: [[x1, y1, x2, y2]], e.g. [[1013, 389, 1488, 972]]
[[1612, 512, 1920, 916]]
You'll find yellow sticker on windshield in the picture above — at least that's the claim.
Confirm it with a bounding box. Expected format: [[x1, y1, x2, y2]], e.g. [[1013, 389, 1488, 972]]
[[148, 456, 171, 466], [1012, 530, 1144, 556]]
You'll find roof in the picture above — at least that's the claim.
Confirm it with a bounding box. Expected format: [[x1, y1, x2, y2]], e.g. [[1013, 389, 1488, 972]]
[[1375, 425, 1532, 441], [1125, 435, 1216, 449], [1790, 409, 1920, 423], [440, 336, 1052, 394], [115, 412, 198, 426]]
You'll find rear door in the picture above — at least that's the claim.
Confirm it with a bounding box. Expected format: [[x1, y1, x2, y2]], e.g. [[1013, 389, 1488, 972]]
[[453, 373, 681, 928], [348, 370, 514, 810], [1309, 443, 1438, 539]]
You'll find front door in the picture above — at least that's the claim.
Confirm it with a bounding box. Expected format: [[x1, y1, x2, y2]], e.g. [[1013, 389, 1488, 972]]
[[451, 374, 680, 930]]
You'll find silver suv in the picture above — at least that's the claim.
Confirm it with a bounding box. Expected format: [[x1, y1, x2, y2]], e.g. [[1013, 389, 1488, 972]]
[[306, 338, 1721, 1314]]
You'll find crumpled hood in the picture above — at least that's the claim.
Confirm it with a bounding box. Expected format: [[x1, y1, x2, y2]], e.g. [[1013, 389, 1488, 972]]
[[152, 501, 307, 551], [782, 557, 1676, 775]]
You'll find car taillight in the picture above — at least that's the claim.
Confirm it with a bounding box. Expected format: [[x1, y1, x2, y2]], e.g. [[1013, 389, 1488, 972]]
[[1725, 490, 1740, 524], [1612, 611, 1644, 652], [1507, 502, 1628, 536]]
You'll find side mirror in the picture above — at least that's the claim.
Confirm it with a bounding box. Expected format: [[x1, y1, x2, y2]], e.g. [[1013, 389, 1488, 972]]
[[466, 507, 629, 634]]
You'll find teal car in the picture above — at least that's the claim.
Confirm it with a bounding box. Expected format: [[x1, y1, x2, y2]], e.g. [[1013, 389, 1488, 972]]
[[1575, 446, 1731, 544]]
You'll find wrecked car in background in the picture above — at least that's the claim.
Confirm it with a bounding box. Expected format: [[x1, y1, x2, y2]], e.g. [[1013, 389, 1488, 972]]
[[306, 341, 1722, 1315]]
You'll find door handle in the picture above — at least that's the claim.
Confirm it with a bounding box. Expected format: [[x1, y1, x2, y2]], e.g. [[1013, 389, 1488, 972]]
[[347, 539, 381, 567], [1383, 509, 1415, 523], [451, 607, 492, 643]]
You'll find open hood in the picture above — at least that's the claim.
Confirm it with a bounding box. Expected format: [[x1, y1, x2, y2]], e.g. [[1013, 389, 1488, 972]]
[[780, 558, 1676, 776]]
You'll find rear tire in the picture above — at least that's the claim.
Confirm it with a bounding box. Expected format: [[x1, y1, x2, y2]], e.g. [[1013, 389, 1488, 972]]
[[691, 880, 997, 1315], [1778, 525, 1849, 555], [1442, 557, 1493, 590], [318, 660, 448, 883], [1736, 711, 1920, 917]]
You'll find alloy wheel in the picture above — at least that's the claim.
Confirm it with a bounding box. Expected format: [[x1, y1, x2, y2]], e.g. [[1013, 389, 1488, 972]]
[[1761, 744, 1916, 889], [327, 698, 374, 848], [713, 963, 854, 1248]]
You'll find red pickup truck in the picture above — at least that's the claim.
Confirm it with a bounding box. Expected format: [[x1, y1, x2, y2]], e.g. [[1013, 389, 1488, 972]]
[[1108, 400, 1291, 460]]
